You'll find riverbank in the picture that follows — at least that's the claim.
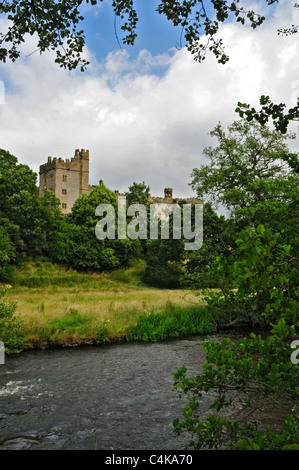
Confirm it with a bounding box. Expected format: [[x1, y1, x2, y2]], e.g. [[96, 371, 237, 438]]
[[2, 261, 216, 353]]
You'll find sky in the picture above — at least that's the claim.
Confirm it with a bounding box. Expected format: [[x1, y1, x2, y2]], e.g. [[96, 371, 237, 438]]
[[0, 0, 298, 203]]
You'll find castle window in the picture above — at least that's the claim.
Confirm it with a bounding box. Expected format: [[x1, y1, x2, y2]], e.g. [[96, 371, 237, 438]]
[[62, 203, 67, 209], [62, 175, 67, 182], [62, 189, 67, 195]]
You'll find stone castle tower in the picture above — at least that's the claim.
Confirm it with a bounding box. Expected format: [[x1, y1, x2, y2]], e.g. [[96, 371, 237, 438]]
[[39, 149, 203, 214], [39, 149, 94, 214]]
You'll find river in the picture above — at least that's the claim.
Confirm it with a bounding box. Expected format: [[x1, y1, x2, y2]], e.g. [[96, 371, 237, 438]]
[[0, 331, 253, 450]]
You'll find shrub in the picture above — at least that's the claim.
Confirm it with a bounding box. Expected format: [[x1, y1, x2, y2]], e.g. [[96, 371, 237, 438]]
[[0, 289, 24, 353]]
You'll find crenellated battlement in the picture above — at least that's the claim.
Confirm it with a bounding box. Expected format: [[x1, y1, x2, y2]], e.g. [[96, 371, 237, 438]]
[[39, 149, 91, 213], [40, 149, 89, 173]]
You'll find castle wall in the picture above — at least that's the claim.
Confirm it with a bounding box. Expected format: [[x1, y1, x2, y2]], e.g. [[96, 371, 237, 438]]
[[39, 149, 91, 214]]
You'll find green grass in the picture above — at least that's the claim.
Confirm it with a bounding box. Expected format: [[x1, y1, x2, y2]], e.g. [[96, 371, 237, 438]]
[[2, 261, 214, 351], [126, 303, 215, 342], [12, 259, 146, 288]]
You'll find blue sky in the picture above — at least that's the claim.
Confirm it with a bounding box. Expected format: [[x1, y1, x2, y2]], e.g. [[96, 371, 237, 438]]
[[81, 1, 180, 61], [0, 1, 298, 202], [80, 1, 216, 63]]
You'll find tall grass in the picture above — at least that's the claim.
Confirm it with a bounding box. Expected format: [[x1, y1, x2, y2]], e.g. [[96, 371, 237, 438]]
[[3, 261, 213, 351], [126, 303, 215, 342]]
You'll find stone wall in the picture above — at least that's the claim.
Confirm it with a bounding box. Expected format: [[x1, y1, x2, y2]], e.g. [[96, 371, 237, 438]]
[[39, 149, 92, 214]]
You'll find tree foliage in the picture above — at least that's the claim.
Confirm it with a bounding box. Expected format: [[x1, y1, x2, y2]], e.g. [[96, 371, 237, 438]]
[[190, 120, 299, 238], [191, 120, 299, 211], [173, 223, 299, 450], [173, 118, 299, 450], [157, 0, 277, 64], [236, 3, 299, 136], [173, 323, 299, 449], [236, 95, 299, 139], [0, 225, 15, 281], [125, 181, 150, 207], [50, 184, 142, 270], [180, 203, 233, 289], [204, 225, 299, 328], [0, 0, 280, 70], [144, 237, 184, 288], [0, 148, 62, 264]]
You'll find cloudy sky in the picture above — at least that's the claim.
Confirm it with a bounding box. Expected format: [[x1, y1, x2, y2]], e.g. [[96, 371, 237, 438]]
[[0, 0, 298, 201]]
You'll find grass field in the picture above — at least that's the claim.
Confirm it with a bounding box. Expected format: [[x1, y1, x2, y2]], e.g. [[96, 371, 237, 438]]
[[2, 261, 212, 350]]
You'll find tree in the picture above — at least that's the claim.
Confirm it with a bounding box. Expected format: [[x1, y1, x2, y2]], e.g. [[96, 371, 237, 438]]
[[236, 94, 299, 140], [177, 120, 299, 448], [0, 148, 62, 262], [173, 224, 299, 450], [173, 322, 299, 449], [125, 181, 150, 207], [144, 237, 184, 288], [0, 225, 15, 281], [51, 184, 142, 270], [190, 120, 299, 237], [180, 203, 233, 289], [204, 224, 299, 328], [0, 0, 280, 71]]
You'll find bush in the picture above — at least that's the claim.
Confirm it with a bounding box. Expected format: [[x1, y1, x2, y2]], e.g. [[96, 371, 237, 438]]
[[0, 289, 24, 353]]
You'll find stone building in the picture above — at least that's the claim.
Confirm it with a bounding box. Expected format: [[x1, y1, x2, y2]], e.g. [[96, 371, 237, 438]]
[[39, 149, 202, 214], [39, 149, 95, 214]]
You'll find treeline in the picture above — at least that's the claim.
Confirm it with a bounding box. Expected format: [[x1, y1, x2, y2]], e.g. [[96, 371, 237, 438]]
[[0, 147, 234, 289]]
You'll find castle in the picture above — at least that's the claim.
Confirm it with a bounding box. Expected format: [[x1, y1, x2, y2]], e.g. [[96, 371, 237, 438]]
[[39, 149, 202, 215]]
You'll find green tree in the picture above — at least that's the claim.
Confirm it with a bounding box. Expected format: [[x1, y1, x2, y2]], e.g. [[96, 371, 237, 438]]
[[204, 225, 298, 328], [0, 148, 62, 261], [180, 203, 233, 289], [190, 120, 299, 238], [175, 119, 299, 448], [144, 237, 184, 288], [125, 181, 150, 207], [0, 225, 15, 282], [173, 225, 299, 450], [173, 324, 299, 449], [51, 184, 141, 270], [237, 94, 299, 141]]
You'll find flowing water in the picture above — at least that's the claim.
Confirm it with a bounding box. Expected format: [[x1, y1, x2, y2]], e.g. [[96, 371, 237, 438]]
[[0, 331, 253, 450]]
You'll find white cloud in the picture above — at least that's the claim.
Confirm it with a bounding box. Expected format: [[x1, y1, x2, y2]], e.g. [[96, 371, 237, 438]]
[[0, 1, 298, 201]]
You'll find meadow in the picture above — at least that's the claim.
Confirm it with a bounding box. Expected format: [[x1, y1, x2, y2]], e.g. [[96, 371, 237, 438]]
[[3, 261, 213, 350]]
